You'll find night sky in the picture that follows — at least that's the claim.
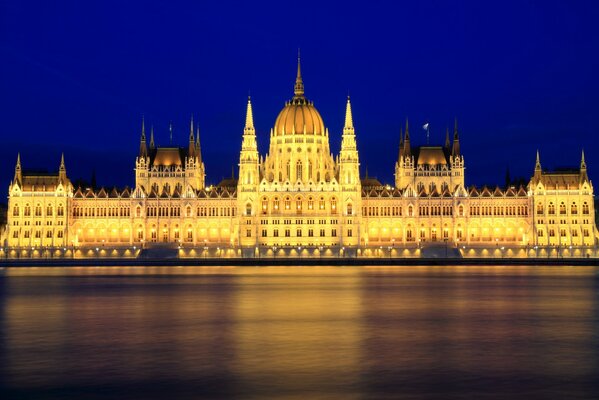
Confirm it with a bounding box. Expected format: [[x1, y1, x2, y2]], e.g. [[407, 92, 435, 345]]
[[2, 1, 599, 197]]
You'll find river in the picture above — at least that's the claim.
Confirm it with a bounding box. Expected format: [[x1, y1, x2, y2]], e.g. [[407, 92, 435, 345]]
[[1, 265, 598, 399]]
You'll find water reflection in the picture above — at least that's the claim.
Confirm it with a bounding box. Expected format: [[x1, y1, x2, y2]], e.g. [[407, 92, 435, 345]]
[[1, 266, 598, 399]]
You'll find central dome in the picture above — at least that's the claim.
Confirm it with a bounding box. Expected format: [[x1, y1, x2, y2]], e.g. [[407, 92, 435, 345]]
[[272, 57, 325, 137]]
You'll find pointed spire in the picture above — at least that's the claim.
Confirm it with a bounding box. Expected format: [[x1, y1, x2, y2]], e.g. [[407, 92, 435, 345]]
[[294, 49, 304, 98], [535, 150, 541, 170], [244, 96, 255, 134], [195, 125, 203, 162], [445, 127, 450, 149], [580, 149, 588, 183], [14, 153, 22, 184], [452, 118, 460, 156], [59, 153, 67, 182], [139, 116, 148, 157], [150, 125, 155, 149], [344, 96, 354, 132], [188, 115, 195, 158], [581, 149, 587, 169]]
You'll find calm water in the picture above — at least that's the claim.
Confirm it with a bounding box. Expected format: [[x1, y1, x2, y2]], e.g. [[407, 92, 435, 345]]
[[1, 266, 599, 399]]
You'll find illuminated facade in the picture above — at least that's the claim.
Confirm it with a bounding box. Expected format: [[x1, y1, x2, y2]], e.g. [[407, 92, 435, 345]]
[[3, 58, 598, 255]]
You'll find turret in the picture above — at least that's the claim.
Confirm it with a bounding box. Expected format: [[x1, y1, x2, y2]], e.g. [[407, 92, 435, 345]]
[[534, 150, 542, 180], [403, 118, 411, 157], [580, 149, 588, 183], [13, 153, 22, 186], [139, 117, 148, 158], [188, 115, 196, 159], [452, 118, 460, 157], [59, 153, 67, 183], [339, 96, 360, 186]]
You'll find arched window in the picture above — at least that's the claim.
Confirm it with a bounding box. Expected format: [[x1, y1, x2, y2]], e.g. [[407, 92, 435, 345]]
[[13, 205, 19, 216], [46, 205, 53, 216], [583, 202, 589, 215], [284, 196, 291, 210], [319, 197, 325, 210], [187, 225, 193, 241], [571, 202, 578, 215], [273, 197, 280, 211], [331, 198, 337, 213], [136, 206, 142, 218], [286, 161, 291, 179], [458, 205, 464, 217], [245, 203, 252, 216], [24, 204, 31, 217], [296, 161, 303, 181], [186, 206, 192, 217], [408, 205, 414, 217], [559, 202, 566, 215], [262, 197, 268, 213], [308, 161, 312, 180], [308, 196, 314, 210], [347, 203, 353, 215], [536, 203, 543, 214], [35, 204, 42, 217], [548, 202, 555, 215], [296, 197, 302, 211]]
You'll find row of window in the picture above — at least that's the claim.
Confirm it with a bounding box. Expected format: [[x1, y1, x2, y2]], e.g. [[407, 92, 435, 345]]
[[259, 197, 339, 214], [538, 229, 590, 237], [12, 230, 64, 239], [259, 228, 340, 238], [73, 207, 131, 217], [470, 205, 528, 216], [13, 204, 65, 217], [536, 201, 590, 215]]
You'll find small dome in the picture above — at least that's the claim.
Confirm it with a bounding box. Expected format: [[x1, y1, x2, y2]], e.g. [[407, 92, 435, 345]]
[[273, 98, 325, 136]]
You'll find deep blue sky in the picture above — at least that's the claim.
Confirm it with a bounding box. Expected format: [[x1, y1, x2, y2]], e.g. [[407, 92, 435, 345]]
[[2, 0, 599, 195]]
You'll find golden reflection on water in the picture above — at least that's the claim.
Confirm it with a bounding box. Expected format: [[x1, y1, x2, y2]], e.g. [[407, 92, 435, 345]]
[[2, 266, 599, 399]]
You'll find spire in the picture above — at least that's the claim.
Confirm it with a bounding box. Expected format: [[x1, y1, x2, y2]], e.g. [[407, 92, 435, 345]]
[[244, 96, 255, 134], [59, 153, 67, 182], [150, 125, 155, 149], [294, 49, 304, 98], [195, 126, 202, 161], [403, 118, 411, 156], [343, 96, 354, 135], [188, 115, 195, 158], [445, 127, 450, 149], [14, 153, 22, 184], [535, 150, 541, 171], [139, 116, 148, 157], [398, 127, 404, 160], [452, 118, 460, 156], [580, 149, 588, 182]]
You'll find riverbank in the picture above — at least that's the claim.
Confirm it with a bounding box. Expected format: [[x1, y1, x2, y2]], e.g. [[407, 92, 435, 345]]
[[1, 257, 598, 267]]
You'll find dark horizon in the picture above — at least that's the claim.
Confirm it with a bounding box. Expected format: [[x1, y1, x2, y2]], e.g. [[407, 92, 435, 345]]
[[2, 1, 599, 195]]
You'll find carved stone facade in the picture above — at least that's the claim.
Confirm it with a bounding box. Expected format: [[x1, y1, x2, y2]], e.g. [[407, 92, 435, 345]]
[[3, 60, 598, 253]]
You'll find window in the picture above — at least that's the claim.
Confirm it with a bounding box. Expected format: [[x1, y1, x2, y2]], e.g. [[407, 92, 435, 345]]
[[559, 202, 566, 215], [458, 205, 464, 217], [261, 229, 267, 237], [296, 161, 302, 181], [308, 197, 314, 210], [320, 229, 325, 237], [548, 202, 555, 215], [35, 204, 42, 217], [285, 197, 291, 210], [408, 206, 413, 217], [12, 205, 19, 216], [347, 203, 353, 215], [274, 229, 279, 237], [186, 206, 192, 217], [24, 204, 31, 217], [308, 229, 314, 237], [246, 203, 252, 216], [273, 197, 280, 211], [262, 198, 268, 213], [296, 198, 302, 211], [571, 202, 578, 215], [347, 229, 353, 237], [331, 228, 337, 237], [331, 198, 337, 213], [319, 197, 325, 210], [583, 202, 589, 215], [285, 229, 290, 237], [297, 228, 302, 237]]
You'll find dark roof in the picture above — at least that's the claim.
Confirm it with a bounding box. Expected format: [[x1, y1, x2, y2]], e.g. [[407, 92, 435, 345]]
[[149, 147, 189, 167]]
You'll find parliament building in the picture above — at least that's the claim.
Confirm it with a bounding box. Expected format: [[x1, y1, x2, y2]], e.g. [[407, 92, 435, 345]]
[[3, 59, 598, 258]]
